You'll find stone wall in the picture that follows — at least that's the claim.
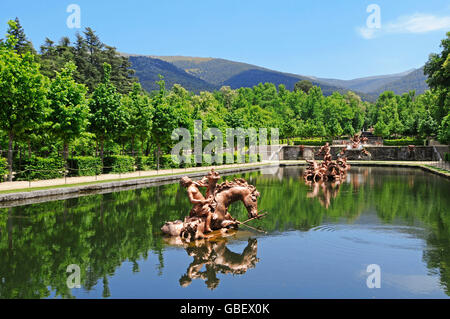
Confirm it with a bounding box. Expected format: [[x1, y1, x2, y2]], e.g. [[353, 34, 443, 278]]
[[281, 145, 448, 161]]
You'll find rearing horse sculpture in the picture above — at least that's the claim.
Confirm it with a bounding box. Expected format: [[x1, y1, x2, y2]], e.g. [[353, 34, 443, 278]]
[[210, 178, 260, 228], [161, 170, 261, 240]]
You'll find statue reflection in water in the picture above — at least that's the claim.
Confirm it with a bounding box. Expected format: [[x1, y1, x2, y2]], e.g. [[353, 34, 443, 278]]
[[305, 180, 342, 209], [304, 168, 369, 209], [164, 234, 259, 290]]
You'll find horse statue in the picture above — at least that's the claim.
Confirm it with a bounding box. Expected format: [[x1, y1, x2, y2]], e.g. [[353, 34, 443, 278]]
[[161, 169, 261, 240]]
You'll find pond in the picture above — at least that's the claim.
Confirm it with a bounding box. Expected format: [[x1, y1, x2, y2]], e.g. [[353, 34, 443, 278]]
[[0, 166, 449, 299]]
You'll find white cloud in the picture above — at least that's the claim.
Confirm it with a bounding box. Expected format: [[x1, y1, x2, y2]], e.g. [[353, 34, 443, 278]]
[[356, 26, 378, 39], [357, 13, 450, 39]]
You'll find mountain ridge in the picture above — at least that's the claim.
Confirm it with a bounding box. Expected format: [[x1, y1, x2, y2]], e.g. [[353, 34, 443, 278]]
[[123, 53, 428, 100]]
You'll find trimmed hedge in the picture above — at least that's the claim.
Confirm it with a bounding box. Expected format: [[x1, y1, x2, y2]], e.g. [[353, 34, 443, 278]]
[[0, 157, 7, 181], [293, 139, 332, 146], [68, 156, 102, 176], [103, 155, 135, 173], [136, 156, 155, 171], [160, 152, 262, 168], [16, 157, 65, 181], [383, 138, 424, 146], [160, 154, 179, 169]]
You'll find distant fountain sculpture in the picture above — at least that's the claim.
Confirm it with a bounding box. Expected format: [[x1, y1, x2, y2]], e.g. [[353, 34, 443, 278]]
[[341, 134, 371, 159], [161, 169, 262, 240], [303, 143, 350, 182]]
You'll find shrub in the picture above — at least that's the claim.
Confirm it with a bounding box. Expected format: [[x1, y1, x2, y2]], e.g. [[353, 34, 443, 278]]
[[246, 154, 260, 163], [383, 138, 424, 146], [160, 154, 179, 169], [136, 156, 155, 171], [16, 157, 65, 181], [293, 138, 332, 146], [0, 157, 7, 181], [103, 155, 135, 173], [68, 156, 102, 176], [222, 152, 235, 164], [179, 155, 193, 168], [445, 153, 450, 162]]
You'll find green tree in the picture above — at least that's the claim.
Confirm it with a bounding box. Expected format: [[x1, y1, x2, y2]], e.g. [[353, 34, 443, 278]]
[[418, 110, 438, 142], [294, 80, 313, 94], [424, 32, 450, 134], [438, 113, 450, 144], [374, 115, 390, 138], [0, 20, 48, 181], [47, 62, 89, 163], [150, 76, 186, 169], [1, 17, 36, 55], [89, 63, 124, 163], [122, 83, 153, 156]]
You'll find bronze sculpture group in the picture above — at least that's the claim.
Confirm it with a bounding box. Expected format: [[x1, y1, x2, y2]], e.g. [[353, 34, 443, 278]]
[[303, 142, 351, 182], [161, 169, 261, 240], [340, 134, 370, 157]]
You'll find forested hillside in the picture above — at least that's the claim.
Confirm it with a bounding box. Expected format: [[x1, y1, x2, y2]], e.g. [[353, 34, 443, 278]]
[[371, 67, 429, 96], [128, 56, 216, 93], [317, 69, 416, 93], [130, 54, 428, 101]]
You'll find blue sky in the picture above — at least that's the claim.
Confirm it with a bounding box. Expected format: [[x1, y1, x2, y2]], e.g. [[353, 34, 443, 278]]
[[1, 0, 450, 79]]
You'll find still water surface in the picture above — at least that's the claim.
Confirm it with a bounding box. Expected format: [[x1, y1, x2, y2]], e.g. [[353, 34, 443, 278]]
[[0, 166, 449, 298]]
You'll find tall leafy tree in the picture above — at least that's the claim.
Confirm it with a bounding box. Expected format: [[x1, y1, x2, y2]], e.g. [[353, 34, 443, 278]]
[[89, 63, 124, 162], [424, 31, 450, 139], [122, 83, 153, 156], [294, 80, 313, 93], [47, 62, 89, 163], [150, 76, 186, 169], [0, 20, 48, 180]]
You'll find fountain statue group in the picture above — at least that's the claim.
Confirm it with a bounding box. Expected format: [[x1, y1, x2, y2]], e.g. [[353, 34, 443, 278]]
[[303, 142, 351, 182], [161, 169, 261, 240], [340, 134, 371, 159]]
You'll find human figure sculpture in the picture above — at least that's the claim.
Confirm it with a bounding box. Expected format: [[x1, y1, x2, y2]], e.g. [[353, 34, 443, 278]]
[[180, 176, 214, 233], [196, 168, 220, 201], [316, 142, 331, 158], [161, 169, 261, 240]]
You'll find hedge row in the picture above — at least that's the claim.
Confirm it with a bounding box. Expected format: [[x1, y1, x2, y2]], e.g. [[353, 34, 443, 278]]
[[15, 157, 65, 181], [68, 156, 103, 176], [293, 139, 332, 146], [136, 156, 155, 171], [3, 152, 264, 181], [159, 153, 261, 169], [0, 157, 7, 181], [384, 138, 424, 146], [103, 155, 136, 174]]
